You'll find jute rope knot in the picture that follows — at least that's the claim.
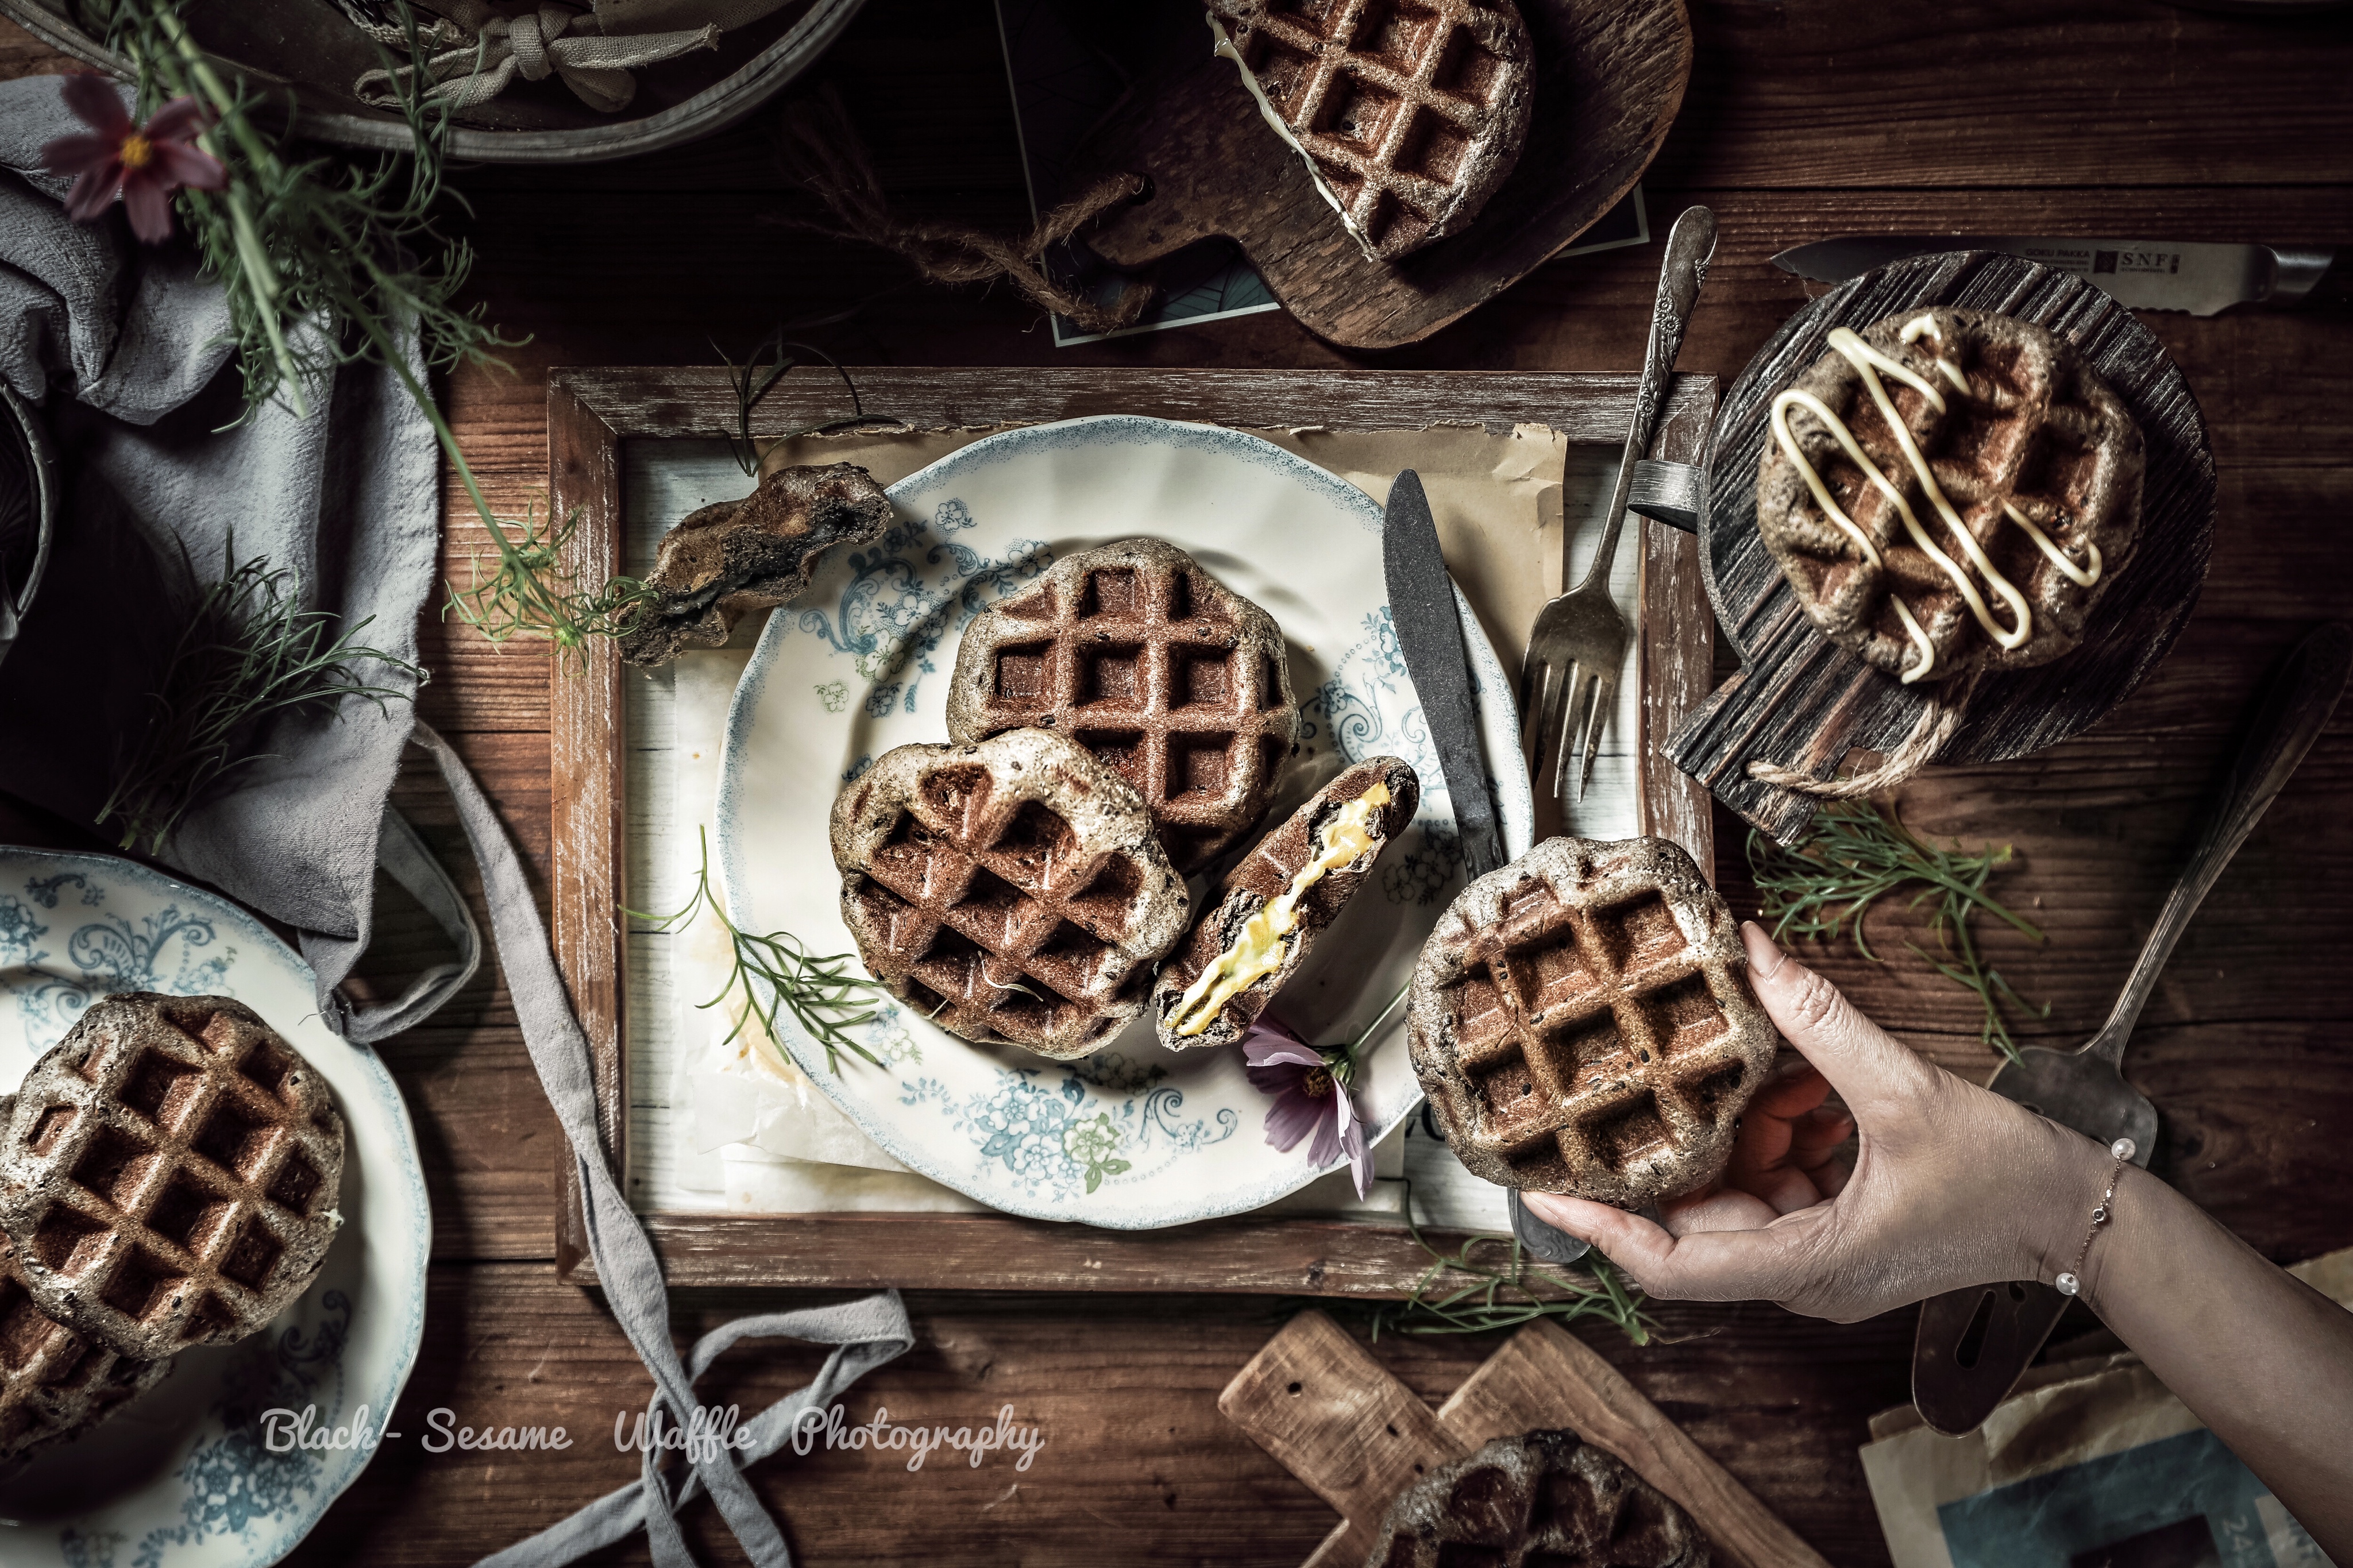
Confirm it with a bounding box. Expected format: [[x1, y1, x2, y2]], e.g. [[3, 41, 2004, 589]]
[[1746, 666, 1986, 798], [353, 1, 722, 115]]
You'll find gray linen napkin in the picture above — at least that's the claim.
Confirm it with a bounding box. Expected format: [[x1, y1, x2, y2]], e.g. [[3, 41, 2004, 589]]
[[0, 74, 913, 1564]]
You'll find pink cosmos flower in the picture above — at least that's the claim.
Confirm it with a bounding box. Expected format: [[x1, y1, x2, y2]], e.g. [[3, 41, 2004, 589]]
[[1243, 1015, 1372, 1199], [40, 74, 226, 244]]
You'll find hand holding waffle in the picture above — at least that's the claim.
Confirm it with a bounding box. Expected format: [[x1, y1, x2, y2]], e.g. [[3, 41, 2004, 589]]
[[1522, 923, 2102, 1323]]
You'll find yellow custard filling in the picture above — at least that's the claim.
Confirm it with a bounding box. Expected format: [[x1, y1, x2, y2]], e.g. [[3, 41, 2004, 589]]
[[1167, 781, 1392, 1037]]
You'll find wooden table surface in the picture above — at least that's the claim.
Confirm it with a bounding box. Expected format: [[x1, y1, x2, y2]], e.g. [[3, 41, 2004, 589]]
[[7, 3, 2353, 1563]]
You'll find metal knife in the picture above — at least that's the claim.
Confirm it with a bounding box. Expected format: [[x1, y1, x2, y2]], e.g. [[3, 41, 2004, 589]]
[[1775, 236, 2351, 316], [1382, 472, 1589, 1262], [1382, 469, 1506, 881]]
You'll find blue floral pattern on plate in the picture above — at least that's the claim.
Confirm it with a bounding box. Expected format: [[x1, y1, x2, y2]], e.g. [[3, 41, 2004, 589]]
[[0, 851, 429, 1568]]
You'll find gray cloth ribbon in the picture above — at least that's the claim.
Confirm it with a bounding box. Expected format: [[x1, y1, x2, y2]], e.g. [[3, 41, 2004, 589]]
[[0, 76, 916, 1564], [412, 723, 914, 1567], [354, 2, 723, 115]]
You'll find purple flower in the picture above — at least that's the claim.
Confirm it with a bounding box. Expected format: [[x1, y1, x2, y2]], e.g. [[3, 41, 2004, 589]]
[[40, 75, 226, 244], [1243, 1015, 1372, 1199]]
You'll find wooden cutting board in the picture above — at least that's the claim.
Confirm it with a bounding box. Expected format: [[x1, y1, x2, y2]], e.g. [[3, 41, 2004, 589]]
[[1221, 1310, 1829, 1568], [1068, 0, 1691, 350]]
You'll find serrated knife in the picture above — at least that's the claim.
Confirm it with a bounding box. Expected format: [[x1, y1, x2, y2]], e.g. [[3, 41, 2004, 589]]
[[1384, 472, 1590, 1261], [1775, 236, 2350, 316]]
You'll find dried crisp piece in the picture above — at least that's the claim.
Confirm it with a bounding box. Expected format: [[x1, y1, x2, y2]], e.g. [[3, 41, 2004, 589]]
[[1756, 308, 2144, 685], [619, 461, 894, 666], [830, 729, 1191, 1060], [1368, 1428, 1709, 1568], [1208, 0, 1536, 262], [1407, 836, 1779, 1208], [946, 538, 1298, 876], [0, 994, 345, 1361], [1153, 756, 1417, 1051]]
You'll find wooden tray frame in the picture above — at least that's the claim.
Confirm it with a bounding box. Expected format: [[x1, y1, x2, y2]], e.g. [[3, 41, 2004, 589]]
[[546, 366, 1718, 1292]]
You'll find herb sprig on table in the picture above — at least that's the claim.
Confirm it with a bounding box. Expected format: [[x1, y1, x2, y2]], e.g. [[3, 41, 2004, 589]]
[[99, 555, 423, 854], [627, 829, 888, 1075], [1748, 802, 2048, 1064], [441, 499, 659, 661]]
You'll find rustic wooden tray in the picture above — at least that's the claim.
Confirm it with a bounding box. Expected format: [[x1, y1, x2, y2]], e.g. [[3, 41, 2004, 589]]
[[546, 365, 1717, 1292], [1073, 0, 1691, 349]]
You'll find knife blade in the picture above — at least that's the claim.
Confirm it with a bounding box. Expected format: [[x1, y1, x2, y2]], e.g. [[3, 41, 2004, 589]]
[[1774, 235, 2349, 316], [1383, 470, 1506, 880]]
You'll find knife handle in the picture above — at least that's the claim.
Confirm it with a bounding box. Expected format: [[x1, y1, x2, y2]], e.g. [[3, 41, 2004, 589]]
[[2271, 247, 2351, 309]]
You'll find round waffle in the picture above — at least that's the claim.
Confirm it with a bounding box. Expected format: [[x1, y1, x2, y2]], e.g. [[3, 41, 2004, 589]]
[[1208, 0, 1534, 263], [0, 994, 346, 1361], [1152, 756, 1418, 1051], [0, 1223, 172, 1464], [831, 729, 1192, 1059], [945, 538, 1298, 877], [1368, 1428, 1709, 1568], [1407, 837, 1779, 1208], [1757, 307, 2144, 685]]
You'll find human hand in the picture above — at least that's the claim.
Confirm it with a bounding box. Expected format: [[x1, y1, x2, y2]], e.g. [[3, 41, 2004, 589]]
[[1523, 922, 2105, 1322]]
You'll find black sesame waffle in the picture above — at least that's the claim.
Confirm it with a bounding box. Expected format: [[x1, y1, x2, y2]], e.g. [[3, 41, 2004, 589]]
[[0, 1223, 172, 1463], [945, 539, 1298, 876], [1406, 837, 1778, 1207], [1208, 0, 1535, 262], [0, 995, 346, 1361], [831, 729, 1191, 1059], [1368, 1428, 1709, 1568]]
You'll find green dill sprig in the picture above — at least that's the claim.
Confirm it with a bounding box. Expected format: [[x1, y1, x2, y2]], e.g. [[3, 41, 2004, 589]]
[[627, 828, 886, 1075], [1749, 802, 2049, 1063], [1310, 1181, 1653, 1344], [99, 554, 423, 855], [441, 498, 659, 659]]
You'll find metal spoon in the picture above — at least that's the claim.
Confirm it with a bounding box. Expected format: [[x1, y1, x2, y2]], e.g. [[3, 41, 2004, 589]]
[[1914, 620, 2352, 1434]]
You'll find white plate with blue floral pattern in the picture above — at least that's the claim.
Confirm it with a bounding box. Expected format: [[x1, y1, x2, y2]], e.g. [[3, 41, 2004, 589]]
[[718, 415, 1535, 1227], [0, 849, 429, 1567]]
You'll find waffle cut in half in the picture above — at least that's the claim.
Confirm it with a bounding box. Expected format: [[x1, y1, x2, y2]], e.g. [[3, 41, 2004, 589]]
[[1407, 837, 1777, 1207], [1208, 0, 1534, 263], [1368, 1428, 1709, 1568], [946, 539, 1298, 876], [1757, 307, 2144, 685], [0, 1220, 173, 1464], [832, 729, 1191, 1059], [0, 995, 345, 1361], [1153, 756, 1418, 1051]]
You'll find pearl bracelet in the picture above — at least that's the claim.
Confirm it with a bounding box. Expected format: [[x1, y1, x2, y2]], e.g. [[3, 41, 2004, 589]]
[[2054, 1137, 2136, 1298]]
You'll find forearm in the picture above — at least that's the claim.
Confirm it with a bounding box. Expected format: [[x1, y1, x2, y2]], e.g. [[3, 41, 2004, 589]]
[[2036, 1141, 2353, 1559]]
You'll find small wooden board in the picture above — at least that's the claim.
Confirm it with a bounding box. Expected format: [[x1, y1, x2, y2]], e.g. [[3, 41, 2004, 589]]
[[1662, 252, 2217, 845], [1071, 0, 1691, 350], [1221, 1310, 1829, 1568]]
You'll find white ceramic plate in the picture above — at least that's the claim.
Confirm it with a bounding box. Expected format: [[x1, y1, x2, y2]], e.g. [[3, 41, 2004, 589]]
[[718, 416, 1534, 1227], [0, 849, 429, 1567]]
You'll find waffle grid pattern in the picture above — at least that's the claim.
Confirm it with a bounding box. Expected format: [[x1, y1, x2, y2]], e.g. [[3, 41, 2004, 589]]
[[1214, 0, 1530, 257], [1769, 311, 2136, 678], [846, 754, 1178, 1056], [948, 543, 1296, 875], [0, 1233, 169, 1461], [1, 996, 344, 1360]]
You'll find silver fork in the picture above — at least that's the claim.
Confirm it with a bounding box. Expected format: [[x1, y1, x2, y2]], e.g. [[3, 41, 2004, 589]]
[[1521, 204, 1717, 807]]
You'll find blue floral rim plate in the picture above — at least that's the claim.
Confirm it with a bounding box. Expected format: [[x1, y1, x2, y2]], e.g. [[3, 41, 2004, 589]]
[[716, 415, 1534, 1228], [0, 849, 430, 1568]]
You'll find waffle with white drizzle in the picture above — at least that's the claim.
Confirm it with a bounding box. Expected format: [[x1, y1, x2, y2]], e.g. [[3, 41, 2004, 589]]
[[1756, 307, 2144, 685], [946, 539, 1298, 876], [832, 729, 1191, 1059], [1208, 0, 1534, 262], [1367, 1428, 1709, 1568], [0, 995, 345, 1361], [1406, 837, 1778, 1207]]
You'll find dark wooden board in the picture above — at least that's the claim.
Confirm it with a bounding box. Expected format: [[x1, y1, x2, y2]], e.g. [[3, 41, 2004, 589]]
[[1664, 251, 2218, 844], [1073, 0, 1691, 350], [542, 364, 1718, 1292]]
